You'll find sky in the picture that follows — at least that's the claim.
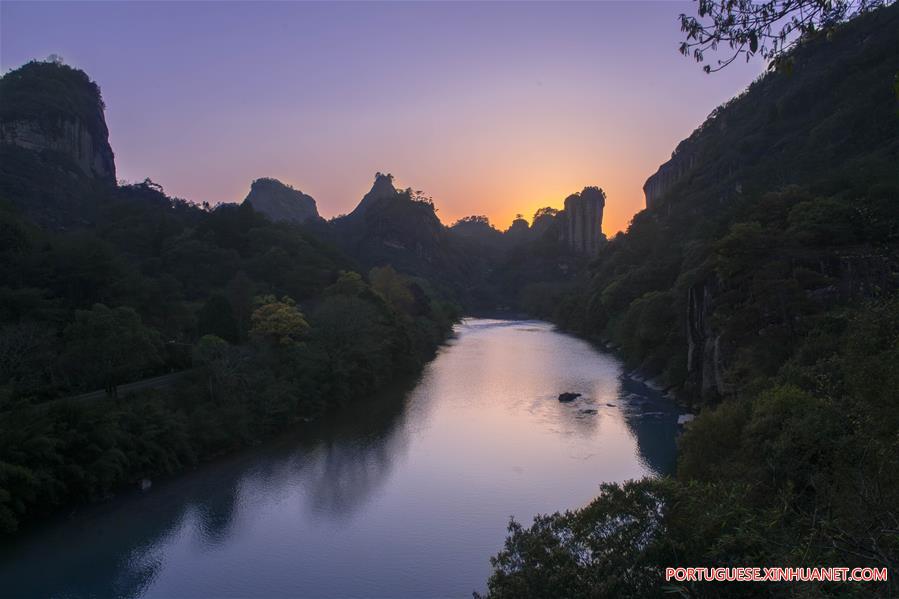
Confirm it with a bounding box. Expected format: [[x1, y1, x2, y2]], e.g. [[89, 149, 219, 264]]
[[0, 1, 763, 234]]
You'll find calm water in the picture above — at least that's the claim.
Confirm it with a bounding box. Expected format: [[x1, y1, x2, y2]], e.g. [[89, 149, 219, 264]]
[[1, 319, 680, 598]]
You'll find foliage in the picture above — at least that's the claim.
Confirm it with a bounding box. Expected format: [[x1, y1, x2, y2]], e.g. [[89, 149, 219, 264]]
[[196, 294, 239, 342], [249, 295, 309, 346], [453, 215, 492, 227], [0, 59, 108, 137], [481, 480, 675, 599], [370, 265, 414, 312], [679, 0, 895, 72], [0, 144, 457, 535], [61, 304, 162, 393]]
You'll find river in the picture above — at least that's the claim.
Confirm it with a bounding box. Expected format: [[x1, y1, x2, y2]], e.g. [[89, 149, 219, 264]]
[[0, 318, 681, 598]]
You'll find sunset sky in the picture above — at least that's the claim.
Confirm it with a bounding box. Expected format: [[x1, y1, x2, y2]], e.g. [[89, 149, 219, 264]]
[[1, 1, 763, 233]]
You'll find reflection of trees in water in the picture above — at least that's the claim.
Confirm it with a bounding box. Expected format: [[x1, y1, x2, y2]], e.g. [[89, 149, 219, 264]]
[[0, 489, 192, 599], [617, 377, 679, 476], [0, 380, 418, 599], [294, 377, 418, 518], [301, 435, 401, 518]]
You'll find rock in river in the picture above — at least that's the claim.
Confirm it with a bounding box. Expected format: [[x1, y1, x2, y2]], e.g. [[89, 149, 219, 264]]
[[558, 392, 581, 402]]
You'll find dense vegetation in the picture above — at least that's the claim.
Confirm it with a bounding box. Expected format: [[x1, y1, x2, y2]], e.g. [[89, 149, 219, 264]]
[[0, 59, 108, 140], [0, 169, 458, 533], [482, 4, 899, 597], [1, 6, 896, 597]]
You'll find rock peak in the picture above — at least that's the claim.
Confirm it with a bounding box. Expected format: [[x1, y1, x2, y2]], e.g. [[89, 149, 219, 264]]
[[348, 172, 398, 218], [242, 177, 319, 224], [0, 60, 116, 184], [560, 186, 606, 255]]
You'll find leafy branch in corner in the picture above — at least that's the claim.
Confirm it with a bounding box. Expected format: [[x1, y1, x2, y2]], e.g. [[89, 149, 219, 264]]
[[680, 0, 893, 72]]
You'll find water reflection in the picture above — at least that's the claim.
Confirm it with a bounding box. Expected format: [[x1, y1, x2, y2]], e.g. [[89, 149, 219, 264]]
[[617, 377, 680, 475], [0, 319, 680, 598]]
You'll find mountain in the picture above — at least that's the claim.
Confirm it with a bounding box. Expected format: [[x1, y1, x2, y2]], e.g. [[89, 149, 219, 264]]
[[643, 10, 898, 217], [331, 173, 470, 293], [548, 3, 899, 400], [345, 172, 399, 219], [0, 60, 115, 184], [242, 177, 320, 224], [0, 60, 118, 228]]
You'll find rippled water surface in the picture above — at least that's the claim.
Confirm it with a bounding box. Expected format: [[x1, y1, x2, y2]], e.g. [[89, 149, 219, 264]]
[[0, 319, 680, 598]]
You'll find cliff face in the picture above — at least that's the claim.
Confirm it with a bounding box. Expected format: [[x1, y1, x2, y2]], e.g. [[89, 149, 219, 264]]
[[643, 3, 898, 215], [686, 251, 899, 400], [642, 142, 698, 211], [562, 4, 899, 401], [560, 187, 605, 255], [0, 61, 116, 185], [242, 178, 320, 224], [0, 118, 115, 183], [685, 279, 727, 400]]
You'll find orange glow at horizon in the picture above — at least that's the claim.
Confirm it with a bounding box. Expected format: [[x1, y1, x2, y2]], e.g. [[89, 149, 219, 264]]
[[419, 168, 650, 235], [8, 2, 764, 236]]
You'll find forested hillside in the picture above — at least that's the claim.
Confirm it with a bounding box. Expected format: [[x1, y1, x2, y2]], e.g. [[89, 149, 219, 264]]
[[0, 63, 458, 534], [482, 4, 899, 597], [540, 3, 898, 401]]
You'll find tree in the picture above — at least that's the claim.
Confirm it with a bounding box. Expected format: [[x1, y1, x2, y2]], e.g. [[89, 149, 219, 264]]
[[62, 304, 162, 396], [533, 207, 557, 219], [480, 480, 676, 598], [324, 271, 367, 297], [249, 295, 309, 346], [196, 294, 239, 342], [0, 322, 54, 387], [454, 215, 491, 226], [226, 271, 255, 341], [369, 266, 414, 313], [192, 334, 234, 402], [309, 296, 393, 401], [680, 0, 892, 72]]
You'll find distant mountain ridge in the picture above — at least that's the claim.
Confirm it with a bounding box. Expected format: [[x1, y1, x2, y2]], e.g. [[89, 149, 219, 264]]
[[0, 57, 608, 311]]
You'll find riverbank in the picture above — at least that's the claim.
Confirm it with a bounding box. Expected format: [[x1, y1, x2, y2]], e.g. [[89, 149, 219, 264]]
[[0, 302, 458, 538], [0, 318, 679, 598]]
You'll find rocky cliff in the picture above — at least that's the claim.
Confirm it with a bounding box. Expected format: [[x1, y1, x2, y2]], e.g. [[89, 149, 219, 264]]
[[346, 172, 398, 219], [0, 60, 115, 184], [685, 278, 728, 399], [242, 177, 320, 224], [555, 3, 899, 402], [642, 141, 698, 211], [643, 3, 898, 216], [559, 186, 605, 255]]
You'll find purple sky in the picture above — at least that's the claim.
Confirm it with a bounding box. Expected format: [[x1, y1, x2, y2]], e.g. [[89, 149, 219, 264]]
[[1, 1, 762, 232]]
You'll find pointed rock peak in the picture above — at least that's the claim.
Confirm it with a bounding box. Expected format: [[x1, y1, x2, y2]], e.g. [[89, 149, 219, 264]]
[[369, 172, 397, 198], [349, 172, 399, 218], [243, 177, 319, 224]]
